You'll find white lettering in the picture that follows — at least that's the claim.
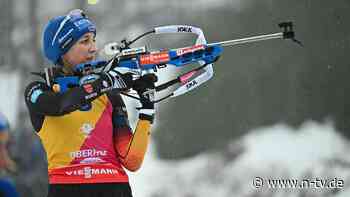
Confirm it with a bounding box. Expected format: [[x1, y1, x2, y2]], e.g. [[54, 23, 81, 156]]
[[70, 149, 107, 159], [65, 167, 119, 177], [84, 167, 92, 178], [58, 28, 74, 43]]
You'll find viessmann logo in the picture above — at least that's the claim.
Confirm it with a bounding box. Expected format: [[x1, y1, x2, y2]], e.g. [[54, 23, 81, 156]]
[[65, 167, 119, 178]]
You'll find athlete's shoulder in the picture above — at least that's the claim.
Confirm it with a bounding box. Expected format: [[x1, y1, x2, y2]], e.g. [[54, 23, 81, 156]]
[[24, 67, 58, 92]]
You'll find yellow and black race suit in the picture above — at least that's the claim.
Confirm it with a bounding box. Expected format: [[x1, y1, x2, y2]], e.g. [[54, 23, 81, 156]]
[[24, 76, 152, 184]]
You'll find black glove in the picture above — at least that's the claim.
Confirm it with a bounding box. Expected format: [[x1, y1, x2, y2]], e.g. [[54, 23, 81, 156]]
[[133, 74, 158, 122], [101, 69, 134, 91]]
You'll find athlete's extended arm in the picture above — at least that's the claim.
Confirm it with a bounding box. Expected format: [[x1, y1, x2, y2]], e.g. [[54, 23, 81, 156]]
[[24, 71, 131, 116]]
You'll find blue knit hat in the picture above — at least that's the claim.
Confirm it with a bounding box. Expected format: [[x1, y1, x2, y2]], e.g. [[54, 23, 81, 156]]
[[42, 9, 96, 65]]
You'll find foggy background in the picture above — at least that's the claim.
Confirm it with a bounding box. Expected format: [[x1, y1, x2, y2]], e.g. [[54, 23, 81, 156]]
[[0, 0, 350, 196]]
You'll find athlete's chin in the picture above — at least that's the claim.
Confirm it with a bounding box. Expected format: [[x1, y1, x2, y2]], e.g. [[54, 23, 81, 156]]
[[75, 57, 95, 65]]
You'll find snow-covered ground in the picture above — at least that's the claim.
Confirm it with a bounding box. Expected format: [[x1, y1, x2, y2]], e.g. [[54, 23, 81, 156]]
[[130, 121, 350, 197]]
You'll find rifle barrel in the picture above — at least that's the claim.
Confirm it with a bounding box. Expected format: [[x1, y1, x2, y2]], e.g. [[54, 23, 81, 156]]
[[209, 32, 283, 47]]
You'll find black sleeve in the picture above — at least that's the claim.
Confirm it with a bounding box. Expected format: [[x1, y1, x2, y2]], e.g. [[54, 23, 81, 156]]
[[24, 76, 118, 116]]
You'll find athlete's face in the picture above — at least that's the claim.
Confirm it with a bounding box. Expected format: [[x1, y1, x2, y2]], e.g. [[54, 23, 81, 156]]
[[62, 32, 97, 68]]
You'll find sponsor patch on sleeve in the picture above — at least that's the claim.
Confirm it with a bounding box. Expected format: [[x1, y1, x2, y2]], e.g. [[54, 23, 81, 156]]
[[30, 89, 43, 103]]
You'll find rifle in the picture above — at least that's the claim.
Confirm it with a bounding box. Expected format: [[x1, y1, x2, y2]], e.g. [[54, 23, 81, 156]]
[[59, 22, 301, 103]]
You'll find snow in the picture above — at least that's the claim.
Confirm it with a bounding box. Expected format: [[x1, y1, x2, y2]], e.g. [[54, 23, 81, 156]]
[[236, 122, 348, 177], [129, 121, 350, 197]]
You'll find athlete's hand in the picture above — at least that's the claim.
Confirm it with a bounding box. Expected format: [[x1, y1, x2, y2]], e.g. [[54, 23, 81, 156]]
[[133, 74, 157, 109], [103, 69, 134, 90], [133, 74, 158, 122]]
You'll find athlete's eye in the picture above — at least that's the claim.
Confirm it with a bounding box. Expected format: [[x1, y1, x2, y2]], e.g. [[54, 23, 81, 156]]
[[80, 39, 89, 44]]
